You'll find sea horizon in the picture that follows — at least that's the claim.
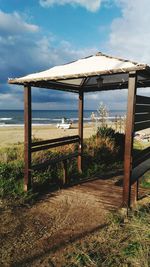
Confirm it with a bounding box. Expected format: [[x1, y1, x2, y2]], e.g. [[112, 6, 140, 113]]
[[0, 109, 126, 126]]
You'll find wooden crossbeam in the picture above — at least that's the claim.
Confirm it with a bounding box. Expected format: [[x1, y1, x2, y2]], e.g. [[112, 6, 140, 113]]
[[133, 147, 150, 168], [136, 95, 150, 105], [31, 152, 79, 171], [135, 104, 150, 113], [135, 120, 150, 131], [32, 135, 79, 147], [135, 113, 150, 123], [131, 159, 150, 183], [31, 137, 80, 152]]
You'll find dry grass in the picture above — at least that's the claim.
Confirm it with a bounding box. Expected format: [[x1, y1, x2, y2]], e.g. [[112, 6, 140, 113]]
[[57, 204, 150, 267]]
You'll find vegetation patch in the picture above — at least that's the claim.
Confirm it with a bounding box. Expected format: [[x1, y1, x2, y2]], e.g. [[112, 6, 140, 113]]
[[0, 128, 125, 204], [60, 205, 150, 267]]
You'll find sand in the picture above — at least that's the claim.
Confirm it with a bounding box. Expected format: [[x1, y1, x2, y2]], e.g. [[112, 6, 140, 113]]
[[0, 123, 149, 147], [0, 123, 96, 147]]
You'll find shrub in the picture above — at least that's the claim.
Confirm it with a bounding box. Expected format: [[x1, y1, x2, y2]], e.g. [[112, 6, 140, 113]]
[[96, 126, 115, 138], [0, 161, 24, 198]]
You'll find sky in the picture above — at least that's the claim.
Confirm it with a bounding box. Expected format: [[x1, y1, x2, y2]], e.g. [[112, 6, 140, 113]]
[[0, 0, 150, 110]]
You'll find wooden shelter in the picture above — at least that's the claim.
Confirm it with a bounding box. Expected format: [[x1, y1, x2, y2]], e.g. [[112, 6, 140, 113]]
[[8, 52, 150, 208]]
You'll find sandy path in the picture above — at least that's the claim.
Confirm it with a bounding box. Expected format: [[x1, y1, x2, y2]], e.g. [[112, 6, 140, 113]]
[[1, 175, 149, 266], [0, 177, 123, 267]]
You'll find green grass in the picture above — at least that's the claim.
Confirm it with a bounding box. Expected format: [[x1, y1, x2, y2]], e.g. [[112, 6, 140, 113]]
[[140, 171, 150, 189]]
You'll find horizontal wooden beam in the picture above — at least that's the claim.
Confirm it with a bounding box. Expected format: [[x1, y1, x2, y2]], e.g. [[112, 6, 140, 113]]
[[135, 113, 150, 123], [137, 69, 150, 79], [133, 147, 150, 168], [32, 135, 79, 147], [31, 138, 80, 152], [31, 152, 79, 171], [83, 80, 150, 92], [131, 158, 150, 183], [135, 120, 150, 131], [9, 77, 150, 93], [135, 104, 150, 113], [136, 95, 150, 105], [29, 81, 79, 93]]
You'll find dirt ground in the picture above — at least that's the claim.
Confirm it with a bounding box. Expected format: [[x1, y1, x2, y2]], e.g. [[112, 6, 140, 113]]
[[0, 176, 124, 267], [0, 176, 149, 267]]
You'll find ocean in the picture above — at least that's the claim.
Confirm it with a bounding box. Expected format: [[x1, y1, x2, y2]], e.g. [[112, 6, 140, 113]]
[[0, 110, 126, 126]]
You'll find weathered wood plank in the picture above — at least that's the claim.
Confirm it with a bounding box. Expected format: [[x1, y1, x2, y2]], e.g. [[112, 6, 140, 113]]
[[135, 104, 150, 113], [131, 158, 150, 183], [133, 147, 150, 168], [32, 135, 79, 147], [135, 120, 150, 131], [136, 95, 150, 105], [123, 71, 137, 207], [62, 160, 68, 185], [24, 85, 32, 191], [135, 113, 150, 123], [32, 152, 79, 171], [78, 91, 84, 173], [31, 138, 80, 152]]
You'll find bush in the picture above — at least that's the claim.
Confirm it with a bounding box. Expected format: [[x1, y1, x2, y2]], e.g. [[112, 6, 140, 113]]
[[0, 161, 24, 198], [96, 126, 115, 138]]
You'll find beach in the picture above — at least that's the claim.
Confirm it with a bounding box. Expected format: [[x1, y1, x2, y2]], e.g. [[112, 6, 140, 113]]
[[0, 123, 96, 146], [0, 122, 149, 147], [0, 109, 129, 146]]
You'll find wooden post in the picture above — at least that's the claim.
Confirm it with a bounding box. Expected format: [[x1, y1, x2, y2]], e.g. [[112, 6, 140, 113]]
[[123, 71, 137, 207], [24, 85, 32, 191], [62, 160, 68, 185], [78, 90, 84, 173]]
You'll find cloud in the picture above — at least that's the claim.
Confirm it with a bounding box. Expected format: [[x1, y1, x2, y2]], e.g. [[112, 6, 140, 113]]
[[84, 0, 150, 108], [108, 0, 150, 64], [0, 10, 97, 109], [0, 10, 97, 82], [0, 10, 39, 36], [85, 90, 128, 110], [32, 88, 78, 103], [39, 0, 102, 12]]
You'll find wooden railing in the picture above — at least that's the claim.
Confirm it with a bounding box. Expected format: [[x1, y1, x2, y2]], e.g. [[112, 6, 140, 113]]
[[31, 135, 80, 184], [31, 135, 80, 152], [134, 95, 150, 131], [133, 147, 150, 168], [131, 94, 150, 182]]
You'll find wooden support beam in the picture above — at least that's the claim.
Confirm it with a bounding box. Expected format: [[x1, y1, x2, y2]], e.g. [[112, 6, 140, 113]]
[[32, 135, 79, 147], [62, 160, 68, 185], [31, 138, 79, 153], [78, 90, 84, 173], [136, 95, 150, 104], [31, 152, 79, 172], [24, 85, 32, 191], [123, 72, 137, 207]]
